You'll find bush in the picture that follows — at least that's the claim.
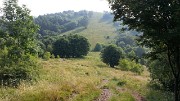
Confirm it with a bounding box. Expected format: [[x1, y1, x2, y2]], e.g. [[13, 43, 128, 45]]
[[149, 59, 180, 92], [0, 53, 39, 87], [119, 59, 144, 74], [93, 43, 104, 52], [51, 54, 55, 59], [43, 52, 51, 60], [119, 59, 132, 71], [57, 55, 60, 58], [101, 45, 123, 67]]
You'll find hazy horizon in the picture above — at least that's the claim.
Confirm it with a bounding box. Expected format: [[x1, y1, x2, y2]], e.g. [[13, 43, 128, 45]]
[[0, 0, 110, 16]]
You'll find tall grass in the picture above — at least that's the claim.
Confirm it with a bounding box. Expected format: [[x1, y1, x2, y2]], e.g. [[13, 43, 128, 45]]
[[0, 52, 173, 101]]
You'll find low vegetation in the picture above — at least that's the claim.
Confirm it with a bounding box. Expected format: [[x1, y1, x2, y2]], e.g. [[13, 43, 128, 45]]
[[118, 59, 144, 74], [0, 52, 173, 101]]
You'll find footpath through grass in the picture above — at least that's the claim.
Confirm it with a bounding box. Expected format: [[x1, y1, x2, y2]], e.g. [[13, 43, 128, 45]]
[[0, 52, 173, 101]]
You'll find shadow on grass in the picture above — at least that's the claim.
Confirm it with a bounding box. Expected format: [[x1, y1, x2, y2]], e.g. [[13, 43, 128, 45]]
[[145, 89, 174, 101]]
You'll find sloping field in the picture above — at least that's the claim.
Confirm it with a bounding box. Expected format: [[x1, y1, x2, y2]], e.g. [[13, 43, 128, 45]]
[[0, 52, 173, 101]]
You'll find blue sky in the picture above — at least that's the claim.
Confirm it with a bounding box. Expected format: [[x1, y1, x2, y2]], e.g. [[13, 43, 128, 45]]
[[0, 0, 110, 16]]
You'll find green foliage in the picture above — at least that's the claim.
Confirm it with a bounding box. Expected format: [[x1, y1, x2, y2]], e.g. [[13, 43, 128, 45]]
[[93, 43, 103, 52], [0, 0, 39, 86], [148, 57, 180, 93], [40, 37, 56, 54], [111, 77, 127, 87], [78, 16, 89, 28], [51, 54, 55, 59], [116, 33, 146, 64], [57, 55, 60, 58], [101, 45, 122, 67], [119, 59, 144, 74], [43, 52, 51, 60], [109, 0, 180, 99], [35, 10, 90, 36], [0, 53, 39, 87], [128, 50, 136, 59], [53, 34, 90, 58]]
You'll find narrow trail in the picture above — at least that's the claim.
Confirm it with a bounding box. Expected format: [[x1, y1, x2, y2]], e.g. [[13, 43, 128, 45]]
[[116, 87, 146, 101], [95, 79, 112, 101], [131, 92, 146, 101]]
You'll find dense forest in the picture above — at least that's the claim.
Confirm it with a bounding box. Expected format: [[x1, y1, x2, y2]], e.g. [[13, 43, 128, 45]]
[[34, 10, 91, 36]]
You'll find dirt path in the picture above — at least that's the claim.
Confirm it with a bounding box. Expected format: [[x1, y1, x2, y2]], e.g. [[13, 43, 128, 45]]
[[131, 92, 146, 101], [95, 79, 112, 101], [116, 87, 146, 101]]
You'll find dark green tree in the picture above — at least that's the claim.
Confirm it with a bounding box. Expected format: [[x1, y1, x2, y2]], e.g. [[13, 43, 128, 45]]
[[101, 45, 122, 67], [34, 10, 90, 36], [108, 0, 180, 100], [149, 56, 180, 92], [93, 43, 103, 52], [0, 0, 39, 86], [53, 37, 70, 58], [68, 35, 90, 57], [78, 16, 89, 28], [53, 35, 90, 58]]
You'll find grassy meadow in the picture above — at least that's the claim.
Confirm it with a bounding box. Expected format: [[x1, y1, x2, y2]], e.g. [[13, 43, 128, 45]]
[[59, 12, 117, 50], [0, 52, 173, 101]]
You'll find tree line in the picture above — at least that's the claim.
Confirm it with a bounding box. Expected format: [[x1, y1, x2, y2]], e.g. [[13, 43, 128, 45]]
[[34, 10, 92, 36]]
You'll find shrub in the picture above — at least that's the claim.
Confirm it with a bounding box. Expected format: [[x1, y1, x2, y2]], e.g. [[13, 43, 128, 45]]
[[101, 45, 123, 67], [119, 59, 131, 71], [51, 54, 55, 59], [93, 43, 103, 52], [131, 63, 144, 74], [119, 59, 144, 74], [57, 55, 60, 58], [43, 52, 51, 60], [0, 53, 39, 87]]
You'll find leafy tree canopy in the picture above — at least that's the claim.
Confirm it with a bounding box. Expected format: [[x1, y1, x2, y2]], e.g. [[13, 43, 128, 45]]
[[0, 0, 39, 86], [53, 34, 90, 58], [108, 0, 180, 100], [34, 10, 91, 36], [101, 45, 123, 67]]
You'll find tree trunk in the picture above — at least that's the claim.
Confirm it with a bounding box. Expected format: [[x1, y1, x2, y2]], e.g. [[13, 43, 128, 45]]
[[174, 46, 180, 101], [110, 64, 114, 68], [168, 46, 180, 101], [174, 76, 179, 101]]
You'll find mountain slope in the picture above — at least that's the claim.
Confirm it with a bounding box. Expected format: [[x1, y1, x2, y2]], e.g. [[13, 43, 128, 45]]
[[0, 52, 173, 101], [78, 12, 117, 49], [58, 12, 118, 49]]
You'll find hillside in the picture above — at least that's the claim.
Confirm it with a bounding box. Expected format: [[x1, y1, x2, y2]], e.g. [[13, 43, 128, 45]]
[[0, 0, 179, 101], [0, 52, 173, 101], [60, 12, 117, 49], [35, 11, 118, 50]]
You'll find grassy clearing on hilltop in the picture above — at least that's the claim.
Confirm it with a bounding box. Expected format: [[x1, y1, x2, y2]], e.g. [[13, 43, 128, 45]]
[[0, 52, 173, 101]]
